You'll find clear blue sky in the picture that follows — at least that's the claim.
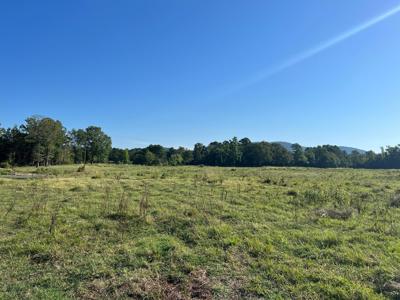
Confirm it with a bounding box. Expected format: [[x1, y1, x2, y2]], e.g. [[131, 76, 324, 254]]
[[1, 1, 400, 151]]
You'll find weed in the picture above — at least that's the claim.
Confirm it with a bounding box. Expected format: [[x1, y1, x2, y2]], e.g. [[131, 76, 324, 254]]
[[139, 183, 150, 219]]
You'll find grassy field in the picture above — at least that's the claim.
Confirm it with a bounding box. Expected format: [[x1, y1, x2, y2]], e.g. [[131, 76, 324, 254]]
[[0, 165, 400, 299]]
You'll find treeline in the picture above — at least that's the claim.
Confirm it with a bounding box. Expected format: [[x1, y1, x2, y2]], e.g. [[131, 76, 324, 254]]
[[0, 116, 111, 166], [1, 116, 400, 169], [112, 138, 400, 169]]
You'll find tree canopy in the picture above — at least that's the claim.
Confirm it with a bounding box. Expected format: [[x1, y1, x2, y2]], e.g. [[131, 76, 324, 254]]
[[0, 116, 111, 166], [1, 115, 400, 169]]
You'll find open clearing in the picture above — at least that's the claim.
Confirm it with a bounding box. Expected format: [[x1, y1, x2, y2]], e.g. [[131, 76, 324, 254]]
[[1, 165, 400, 299]]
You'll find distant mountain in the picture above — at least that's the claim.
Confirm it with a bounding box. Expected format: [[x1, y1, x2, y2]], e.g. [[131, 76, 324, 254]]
[[337, 146, 367, 154], [273, 142, 366, 154]]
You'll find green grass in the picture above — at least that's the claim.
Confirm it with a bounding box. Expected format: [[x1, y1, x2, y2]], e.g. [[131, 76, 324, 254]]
[[1, 164, 400, 299]]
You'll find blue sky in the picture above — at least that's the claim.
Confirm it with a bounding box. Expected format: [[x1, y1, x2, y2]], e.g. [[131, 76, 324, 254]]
[[1, 1, 400, 151]]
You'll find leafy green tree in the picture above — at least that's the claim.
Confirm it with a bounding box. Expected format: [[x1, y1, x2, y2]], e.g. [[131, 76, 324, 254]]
[[123, 149, 130, 164], [271, 143, 293, 166], [305, 148, 316, 166], [144, 150, 157, 165], [205, 142, 225, 165], [241, 142, 272, 166], [292, 143, 308, 166], [193, 143, 206, 164], [131, 149, 147, 164], [147, 144, 166, 164], [239, 137, 251, 146], [313, 146, 340, 168], [169, 153, 183, 166], [109, 148, 124, 163], [70, 127, 111, 164], [0, 126, 29, 165], [22, 116, 67, 166], [85, 126, 112, 163], [181, 148, 193, 164], [70, 129, 88, 163], [226, 137, 242, 166]]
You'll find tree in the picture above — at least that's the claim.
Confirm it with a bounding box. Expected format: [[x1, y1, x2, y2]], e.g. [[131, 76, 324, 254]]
[[70, 129, 87, 163], [226, 137, 242, 166], [193, 143, 206, 164], [109, 148, 124, 163], [305, 148, 316, 166], [22, 116, 67, 166], [85, 126, 112, 163], [181, 148, 193, 164], [0, 126, 29, 165], [239, 137, 251, 146], [313, 146, 340, 168], [123, 149, 130, 164], [241, 142, 272, 167], [147, 144, 166, 164], [169, 153, 183, 166], [271, 143, 293, 166], [205, 142, 225, 166], [0, 124, 4, 138], [70, 126, 111, 164], [144, 150, 157, 165], [292, 143, 308, 166]]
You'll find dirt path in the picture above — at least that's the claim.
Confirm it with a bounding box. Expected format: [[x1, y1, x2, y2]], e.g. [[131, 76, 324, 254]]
[[0, 173, 48, 179]]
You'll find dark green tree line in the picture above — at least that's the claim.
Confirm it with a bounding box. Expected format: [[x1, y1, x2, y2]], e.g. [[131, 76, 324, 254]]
[[2, 117, 400, 169], [0, 116, 111, 166]]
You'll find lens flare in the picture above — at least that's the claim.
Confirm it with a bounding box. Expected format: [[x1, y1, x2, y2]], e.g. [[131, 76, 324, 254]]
[[221, 4, 400, 97]]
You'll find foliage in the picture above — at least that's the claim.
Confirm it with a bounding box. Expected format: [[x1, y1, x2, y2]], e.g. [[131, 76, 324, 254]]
[[0, 116, 111, 166], [2, 116, 400, 169]]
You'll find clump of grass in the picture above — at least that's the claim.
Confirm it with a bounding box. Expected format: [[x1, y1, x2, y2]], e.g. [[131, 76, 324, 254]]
[[30, 251, 53, 264], [34, 167, 62, 176], [220, 188, 228, 202], [315, 208, 353, 220], [49, 210, 59, 235], [262, 177, 272, 184], [390, 193, 400, 208], [4, 194, 18, 217], [118, 190, 129, 215], [70, 186, 84, 192], [139, 183, 150, 219], [382, 278, 400, 298], [301, 188, 329, 205], [115, 172, 123, 181], [101, 186, 111, 215], [49, 199, 65, 236], [91, 173, 103, 179]]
